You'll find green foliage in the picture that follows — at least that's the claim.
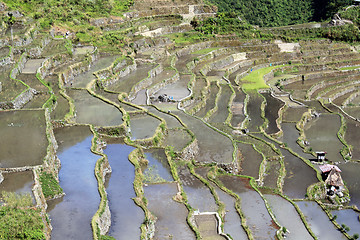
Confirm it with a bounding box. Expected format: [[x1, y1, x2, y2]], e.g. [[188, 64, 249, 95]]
[[207, 0, 353, 27], [0, 193, 44, 239], [143, 165, 166, 183], [3, 0, 133, 23], [99, 235, 116, 240], [39, 172, 63, 199]]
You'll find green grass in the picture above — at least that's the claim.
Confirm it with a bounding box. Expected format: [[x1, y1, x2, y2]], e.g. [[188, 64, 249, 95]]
[[340, 66, 360, 71], [39, 172, 63, 199], [191, 47, 220, 55], [0, 192, 44, 239], [240, 65, 285, 90]]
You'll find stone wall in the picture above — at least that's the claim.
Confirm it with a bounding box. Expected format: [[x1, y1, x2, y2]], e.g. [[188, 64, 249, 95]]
[[11, 88, 36, 109], [180, 138, 199, 161], [129, 64, 163, 99]]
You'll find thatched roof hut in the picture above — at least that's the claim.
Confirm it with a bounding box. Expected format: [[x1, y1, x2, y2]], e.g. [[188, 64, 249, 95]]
[[325, 167, 344, 187]]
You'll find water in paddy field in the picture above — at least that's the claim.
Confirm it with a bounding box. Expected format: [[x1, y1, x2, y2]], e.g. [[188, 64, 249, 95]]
[[104, 143, 144, 239], [0, 171, 34, 203], [129, 113, 161, 140], [264, 194, 313, 240], [144, 183, 195, 239], [297, 201, 347, 239], [67, 89, 123, 126], [219, 175, 278, 239], [178, 166, 217, 212], [0, 110, 47, 168], [331, 209, 360, 238], [304, 113, 344, 162], [143, 148, 173, 182], [48, 126, 99, 240], [71, 55, 119, 88], [174, 111, 234, 164]]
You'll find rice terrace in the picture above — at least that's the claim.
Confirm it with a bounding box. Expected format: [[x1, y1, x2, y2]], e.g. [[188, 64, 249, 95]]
[[1, 0, 360, 239]]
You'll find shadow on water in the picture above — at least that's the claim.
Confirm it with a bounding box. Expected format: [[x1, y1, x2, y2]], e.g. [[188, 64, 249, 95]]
[[246, 90, 265, 132], [262, 92, 284, 134], [104, 143, 144, 239], [48, 126, 99, 240]]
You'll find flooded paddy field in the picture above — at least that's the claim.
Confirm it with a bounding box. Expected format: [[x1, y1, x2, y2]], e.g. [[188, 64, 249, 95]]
[[49, 126, 99, 240], [104, 143, 144, 239], [0, 110, 47, 168], [3, 19, 360, 240]]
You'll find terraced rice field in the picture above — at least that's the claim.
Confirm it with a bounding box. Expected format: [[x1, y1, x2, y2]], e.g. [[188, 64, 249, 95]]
[[1, 2, 360, 239]]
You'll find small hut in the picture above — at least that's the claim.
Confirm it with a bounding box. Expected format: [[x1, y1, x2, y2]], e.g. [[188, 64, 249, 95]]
[[325, 167, 344, 188], [319, 164, 344, 197], [316, 151, 326, 162]]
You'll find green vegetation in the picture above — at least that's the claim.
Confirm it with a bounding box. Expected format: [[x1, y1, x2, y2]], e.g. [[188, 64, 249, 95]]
[[0, 192, 45, 239], [39, 171, 63, 199], [206, 0, 352, 27], [191, 47, 220, 55], [240, 66, 284, 90]]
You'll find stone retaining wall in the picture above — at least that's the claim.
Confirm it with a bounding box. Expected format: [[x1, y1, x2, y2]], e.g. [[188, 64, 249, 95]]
[[180, 138, 199, 161]]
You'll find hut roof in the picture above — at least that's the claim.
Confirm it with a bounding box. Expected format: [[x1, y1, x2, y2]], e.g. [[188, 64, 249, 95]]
[[325, 168, 344, 187], [319, 164, 341, 173]]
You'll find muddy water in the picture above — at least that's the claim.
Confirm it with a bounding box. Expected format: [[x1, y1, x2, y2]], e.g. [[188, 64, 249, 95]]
[[154, 75, 190, 101], [209, 84, 232, 123], [71, 55, 119, 88], [131, 89, 147, 105], [193, 166, 249, 240], [263, 160, 280, 189], [237, 142, 262, 178], [104, 143, 144, 239], [174, 111, 234, 164], [338, 162, 360, 208], [0, 47, 10, 58], [246, 90, 265, 132], [195, 214, 227, 240], [332, 209, 360, 237], [146, 106, 182, 129], [264, 194, 313, 240], [195, 81, 219, 118], [144, 183, 195, 239], [49, 126, 99, 240], [345, 120, 360, 160], [219, 175, 277, 239], [178, 167, 217, 212], [143, 149, 173, 182], [281, 123, 314, 160], [262, 92, 284, 134], [129, 114, 160, 140], [0, 171, 34, 200], [68, 89, 123, 126], [107, 63, 156, 94], [283, 107, 307, 122], [164, 128, 191, 151], [0, 63, 27, 102], [51, 94, 69, 120], [23, 93, 50, 109], [215, 188, 248, 240], [280, 147, 318, 199], [0, 110, 47, 168], [17, 73, 48, 92], [231, 87, 246, 128], [296, 201, 347, 239], [304, 113, 343, 162], [22, 59, 45, 74]]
